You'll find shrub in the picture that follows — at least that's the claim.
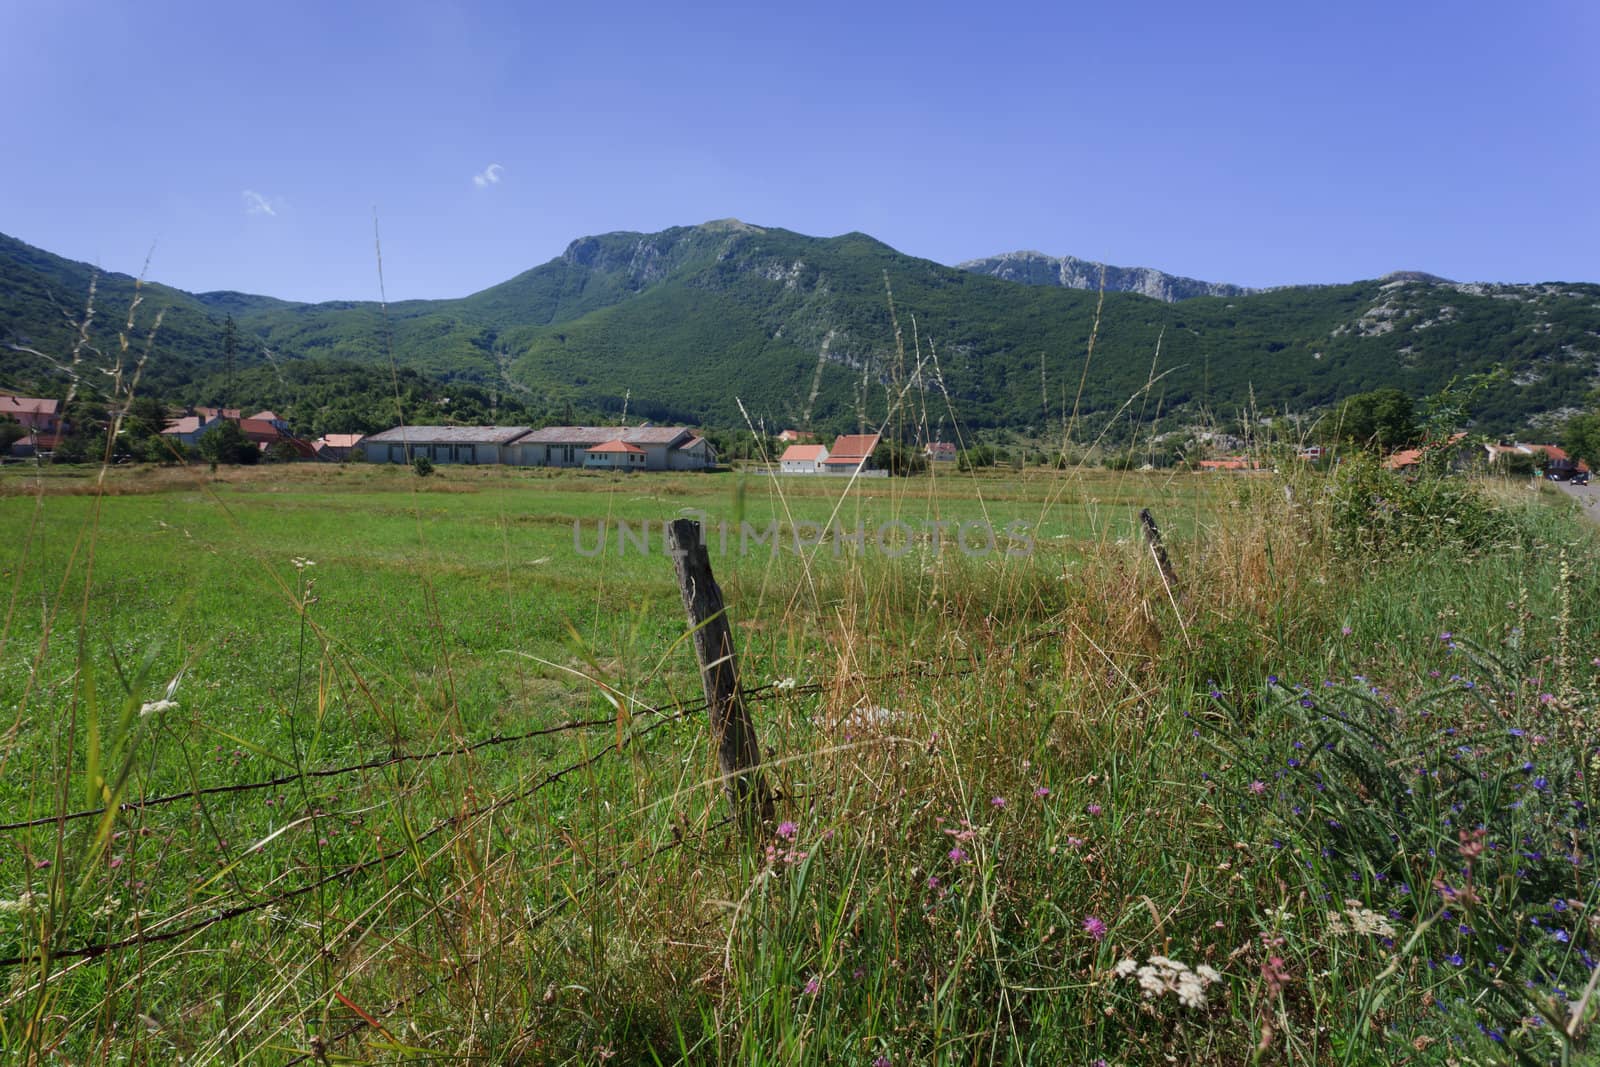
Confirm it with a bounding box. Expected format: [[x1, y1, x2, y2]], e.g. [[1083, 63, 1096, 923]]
[[412, 454, 434, 477], [1327, 456, 1514, 557]]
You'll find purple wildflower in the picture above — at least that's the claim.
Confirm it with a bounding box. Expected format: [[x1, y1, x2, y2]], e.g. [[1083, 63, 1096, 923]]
[[1082, 916, 1107, 941]]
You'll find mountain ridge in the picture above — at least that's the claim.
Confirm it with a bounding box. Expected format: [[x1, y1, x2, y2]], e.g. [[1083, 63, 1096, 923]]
[[3, 222, 1598, 439], [957, 249, 1258, 302]]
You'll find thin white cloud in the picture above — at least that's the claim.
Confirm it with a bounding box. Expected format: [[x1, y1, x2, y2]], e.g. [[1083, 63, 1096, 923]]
[[472, 163, 504, 188], [242, 189, 279, 216]]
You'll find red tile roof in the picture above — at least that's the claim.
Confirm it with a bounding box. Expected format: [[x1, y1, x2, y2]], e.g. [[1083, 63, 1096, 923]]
[[0, 396, 59, 419], [238, 418, 283, 440], [781, 444, 827, 461], [827, 434, 880, 461], [587, 439, 644, 454]]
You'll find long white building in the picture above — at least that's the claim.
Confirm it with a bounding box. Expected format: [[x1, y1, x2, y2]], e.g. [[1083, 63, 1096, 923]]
[[361, 424, 716, 471]]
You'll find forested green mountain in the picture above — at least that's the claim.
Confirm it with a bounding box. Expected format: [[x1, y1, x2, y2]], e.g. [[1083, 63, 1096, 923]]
[[4, 222, 1598, 440]]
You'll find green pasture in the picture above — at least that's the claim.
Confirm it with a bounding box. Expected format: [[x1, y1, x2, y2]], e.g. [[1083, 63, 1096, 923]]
[[2, 460, 1598, 1064]]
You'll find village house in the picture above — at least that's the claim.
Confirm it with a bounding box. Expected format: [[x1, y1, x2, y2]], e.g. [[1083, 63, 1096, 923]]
[[239, 417, 314, 457], [160, 413, 221, 447], [1385, 433, 1472, 473], [1483, 441, 1587, 478], [313, 433, 367, 461], [2, 394, 68, 457], [778, 443, 828, 473], [160, 407, 313, 457], [583, 439, 648, 469], [821, 433, 881, 474], [0, 394, 62, 433], [925, 441, 957, 463]]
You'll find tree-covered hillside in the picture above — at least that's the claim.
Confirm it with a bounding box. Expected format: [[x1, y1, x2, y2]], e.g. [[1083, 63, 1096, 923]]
[[4, 223, 1597, 440]]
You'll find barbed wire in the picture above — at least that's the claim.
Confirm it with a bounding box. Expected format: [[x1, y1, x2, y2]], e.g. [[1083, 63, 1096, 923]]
[[0, 705, 697, 970], [0, 650, 1000, 835], [0, 652, 1005, 971]]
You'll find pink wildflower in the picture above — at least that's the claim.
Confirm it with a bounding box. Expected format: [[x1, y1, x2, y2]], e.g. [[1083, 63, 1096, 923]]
[[1033, 786, 1050, 799], [1249, 780, 1267, 795], [948, 847, 968, 863], [776, 821, 798, 841], [1261, 956, 1292, 998], [1086, 803, 1102, 816], [991, 796, 1006, 809], [1082, 915, 1107, 941]]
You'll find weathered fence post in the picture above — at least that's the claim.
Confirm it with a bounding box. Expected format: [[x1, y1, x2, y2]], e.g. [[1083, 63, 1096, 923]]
[[1139, 508, 1181, 598], [665, 518, 774, 833]]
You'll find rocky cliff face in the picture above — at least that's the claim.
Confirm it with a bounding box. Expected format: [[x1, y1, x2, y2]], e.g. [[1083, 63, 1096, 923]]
[[957, 250, 1256, 302]]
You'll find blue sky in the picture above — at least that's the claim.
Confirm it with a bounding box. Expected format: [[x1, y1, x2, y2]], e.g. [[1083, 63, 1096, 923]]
[[4, 0, 1595, 301]]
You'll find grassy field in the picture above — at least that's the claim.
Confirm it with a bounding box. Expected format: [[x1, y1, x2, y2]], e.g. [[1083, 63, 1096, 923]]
[[2, 459, 1598, 1064]]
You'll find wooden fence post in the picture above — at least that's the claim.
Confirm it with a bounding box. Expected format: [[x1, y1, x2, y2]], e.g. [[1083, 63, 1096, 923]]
[[665, 518, 774, 833], [1139, 508, 1181, 598]]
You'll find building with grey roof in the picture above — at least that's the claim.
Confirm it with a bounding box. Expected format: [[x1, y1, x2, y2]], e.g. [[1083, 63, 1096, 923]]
[[362, 424, 716, 470], [361, 425, 532, 465]]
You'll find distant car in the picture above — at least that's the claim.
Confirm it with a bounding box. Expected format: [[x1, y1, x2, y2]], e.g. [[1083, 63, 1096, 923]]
[[1572, 470, 1590, 486]]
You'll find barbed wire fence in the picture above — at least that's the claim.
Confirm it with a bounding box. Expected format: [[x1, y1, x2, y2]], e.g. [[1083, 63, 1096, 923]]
[[0, 657, 996, 974]]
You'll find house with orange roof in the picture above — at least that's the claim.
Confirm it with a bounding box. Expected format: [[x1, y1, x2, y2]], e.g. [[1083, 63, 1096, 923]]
[[1386, 432, 1473, 473], [822, 433, 880, 474], [583, 439, 647, 470], [313, 433, 367, 461], [779, 443, 829, 473]]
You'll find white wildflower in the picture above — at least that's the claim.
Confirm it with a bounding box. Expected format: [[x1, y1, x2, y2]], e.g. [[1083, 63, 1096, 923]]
[[0, 891, 41, 916], [140, 699, 177, 717], [1329, 901, 1397, 939], [1176, 972, 1208, 1009], [773, 677, 797, 691], [1136, 966, 1165, 997], [1115, 954, 1223, 1010], [291, 557, 315, 570]]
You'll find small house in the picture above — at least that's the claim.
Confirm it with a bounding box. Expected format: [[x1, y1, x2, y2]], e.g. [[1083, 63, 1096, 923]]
[[313, 433, 367, 462], [779, 444, 828, 473], [822, 434, 880, 474], [584, 439, 647, 469]]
